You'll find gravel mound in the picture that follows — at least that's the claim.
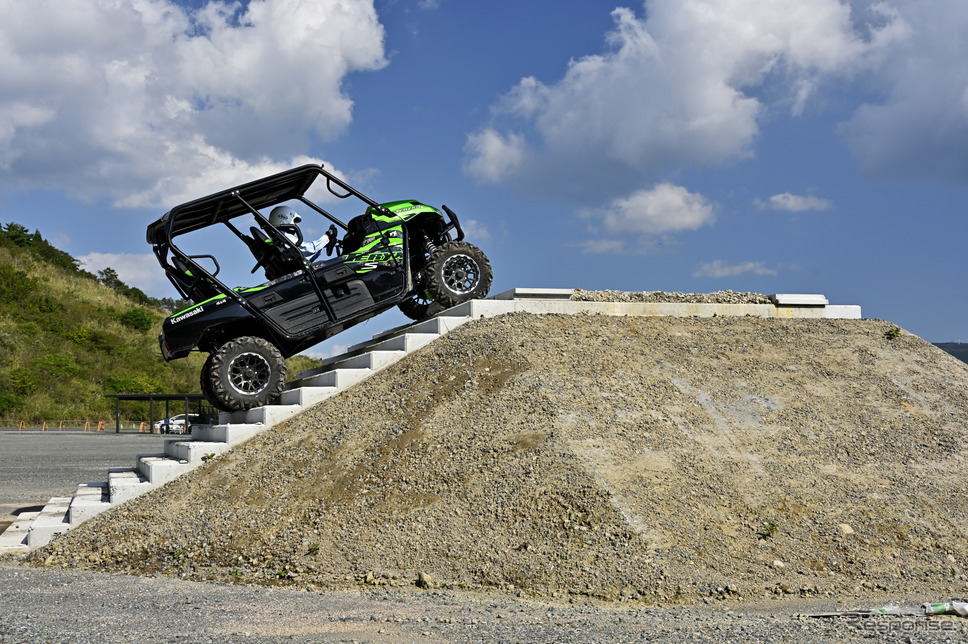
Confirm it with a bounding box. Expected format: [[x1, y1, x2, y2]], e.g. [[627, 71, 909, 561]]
[[29, 307, 968, 606], [572, 289, 772, 304]]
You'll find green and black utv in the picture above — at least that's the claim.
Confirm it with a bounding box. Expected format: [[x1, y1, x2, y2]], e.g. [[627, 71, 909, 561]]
[[146, 164, 492, 412]]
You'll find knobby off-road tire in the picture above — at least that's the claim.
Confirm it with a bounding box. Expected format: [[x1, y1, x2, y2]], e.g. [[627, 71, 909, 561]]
[[424, 241, 492, 309], [207, 336, 286, 412], [398, 291, 447, 321], [200, 354, 234, 412]]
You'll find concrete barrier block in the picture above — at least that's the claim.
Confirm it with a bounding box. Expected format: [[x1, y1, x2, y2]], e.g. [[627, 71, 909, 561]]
[[492, 288, 574, 300], [824, 305, 862, 319], [774, 306, 828, 319], [27, 497, 71, 547], [770, 293, 829, 306]]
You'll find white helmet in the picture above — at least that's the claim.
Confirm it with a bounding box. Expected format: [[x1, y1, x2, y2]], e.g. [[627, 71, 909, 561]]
[[269, 205, 301, 227]]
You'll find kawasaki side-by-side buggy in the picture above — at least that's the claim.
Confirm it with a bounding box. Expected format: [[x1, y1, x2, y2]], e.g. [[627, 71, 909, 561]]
[[147, 164, 492, 412]]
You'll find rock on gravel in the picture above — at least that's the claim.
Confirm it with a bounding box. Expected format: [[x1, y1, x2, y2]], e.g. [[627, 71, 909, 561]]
[[26, 304, 968, 611]]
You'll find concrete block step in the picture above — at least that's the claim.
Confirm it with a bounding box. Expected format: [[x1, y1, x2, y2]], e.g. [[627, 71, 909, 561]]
[[164, 440, 231, 466], [279, 386, 338, 407], [137, 453, 191, 486], [372, 314, 472, 343], [297, 367, 371, 389], [192, 422, 265, 446], [0, 511, 39, 554], [108, 468, 152, 505], [319, 349, 405, 373], [219, 404, 302, 426], [294, 333, 438, 381], [441, 299, 521, 318], [68, 483, 111, 526], [358, 331, 439, 355], [27, 497, 71, 547]]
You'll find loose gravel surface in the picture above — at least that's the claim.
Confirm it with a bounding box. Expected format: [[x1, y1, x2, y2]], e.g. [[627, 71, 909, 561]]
[[5, 291, 968, 641], [4, 561, 967, 642], [571, 289, 773, 304]]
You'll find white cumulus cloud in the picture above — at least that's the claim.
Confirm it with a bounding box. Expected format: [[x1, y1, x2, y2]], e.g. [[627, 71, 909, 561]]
[[840, 0, 968, 183], [756, 193, 833, 212], [465, 0, 897, 200], [597, 184, 716, 235], [692, 260, 779, 279], [580, 183, 715, 253], [0, 0, 387, 208]]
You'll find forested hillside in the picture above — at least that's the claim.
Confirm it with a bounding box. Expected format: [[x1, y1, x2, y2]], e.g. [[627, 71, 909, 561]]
[[0, 223, 316, 423], [935, 342, 968, 365]]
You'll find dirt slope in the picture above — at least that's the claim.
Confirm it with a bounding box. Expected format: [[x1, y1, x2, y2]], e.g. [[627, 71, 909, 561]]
[[30, 306, 968, 604]]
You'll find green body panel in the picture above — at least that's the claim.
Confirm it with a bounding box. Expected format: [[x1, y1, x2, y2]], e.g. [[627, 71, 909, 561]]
[[341, 200, 437, 275], [342, 224, 404, 275], [171, 285, 269, 318], [374, 200, 442, 222]]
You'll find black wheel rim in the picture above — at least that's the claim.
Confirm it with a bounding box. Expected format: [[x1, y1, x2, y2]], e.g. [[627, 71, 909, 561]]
[[228, 352, 271, 395], [411, 289, 433, 307], [441, 254, 479, 295]]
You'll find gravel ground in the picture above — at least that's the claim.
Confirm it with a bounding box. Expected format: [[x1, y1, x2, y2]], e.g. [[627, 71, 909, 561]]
[[571, 289, 772, 304], [5, 291, 968, 641], [3, 561, 967, 642]]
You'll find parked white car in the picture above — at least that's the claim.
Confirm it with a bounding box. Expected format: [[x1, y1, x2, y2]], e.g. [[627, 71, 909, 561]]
[[153, 414, 199, 433]]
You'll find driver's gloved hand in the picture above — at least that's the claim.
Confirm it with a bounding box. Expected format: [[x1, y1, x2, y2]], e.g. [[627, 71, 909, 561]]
[[325, 224, 339, 256]]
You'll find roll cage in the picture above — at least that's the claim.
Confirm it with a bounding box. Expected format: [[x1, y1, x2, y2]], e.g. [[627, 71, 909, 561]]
[[147, 164, 463, 333]]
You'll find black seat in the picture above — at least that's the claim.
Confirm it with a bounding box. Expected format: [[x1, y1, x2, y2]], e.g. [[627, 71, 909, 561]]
[[248, 226, 305, 281], [342, 213, 377, 254]]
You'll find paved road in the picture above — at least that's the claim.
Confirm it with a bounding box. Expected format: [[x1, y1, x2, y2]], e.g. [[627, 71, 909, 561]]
[[0, 429, 171, 523]]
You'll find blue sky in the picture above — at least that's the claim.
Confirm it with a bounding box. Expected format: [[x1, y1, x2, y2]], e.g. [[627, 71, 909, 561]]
[[1, 0, 966, 355]]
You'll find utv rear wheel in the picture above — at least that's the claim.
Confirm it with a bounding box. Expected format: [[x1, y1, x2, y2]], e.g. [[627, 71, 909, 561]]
[[425, 241, 492, 308], [200, 354, 233, 412], [208, 336, 286, 412]]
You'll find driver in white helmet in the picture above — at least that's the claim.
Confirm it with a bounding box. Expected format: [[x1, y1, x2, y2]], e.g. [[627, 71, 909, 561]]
[[268, 206, 337, 263]]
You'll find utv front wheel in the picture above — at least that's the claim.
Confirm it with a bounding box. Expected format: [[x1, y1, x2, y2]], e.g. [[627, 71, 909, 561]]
[[208, 336, 286, 412], [398, 291, 446, 321], [425, 241, 492, 308]]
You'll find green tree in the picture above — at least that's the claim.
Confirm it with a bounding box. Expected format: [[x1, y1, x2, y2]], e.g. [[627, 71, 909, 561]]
[[97, 267, 125, 291], [2, 222, 33, 247], [0, 392, 22, 415]]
